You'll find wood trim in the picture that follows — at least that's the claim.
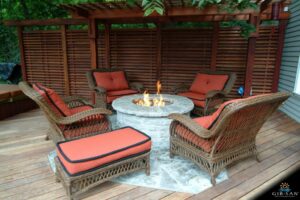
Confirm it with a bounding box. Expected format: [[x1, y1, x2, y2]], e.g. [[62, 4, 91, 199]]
[[245, 15, 258, 97], [88, 18, 98, 69], [4, 18, 88, 26], [210, 22, 219, 71], [78, 7, 259, 19], [272, 20, 288, 92], [4, 12, 289, 27], [156, 24, 162, 80], [61, 25, 70, 95], [17, 26, 27, 81], [104, 23, 111, 69]]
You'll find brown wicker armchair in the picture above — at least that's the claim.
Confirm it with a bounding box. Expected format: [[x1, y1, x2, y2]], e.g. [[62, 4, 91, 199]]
[[19, 82, 112, 144], [174, 70, 236, 116], [87, 68, 144, 108], [169, 92, 290, 185]]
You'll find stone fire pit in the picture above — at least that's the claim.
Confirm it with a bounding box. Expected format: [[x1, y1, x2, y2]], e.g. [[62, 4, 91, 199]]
[[112, 94, 194, 132]]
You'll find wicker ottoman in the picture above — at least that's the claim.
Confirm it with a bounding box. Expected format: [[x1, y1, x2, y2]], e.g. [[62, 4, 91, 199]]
[[55, 127, 152, 199]]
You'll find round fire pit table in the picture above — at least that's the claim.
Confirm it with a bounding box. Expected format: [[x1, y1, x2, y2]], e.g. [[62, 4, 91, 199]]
[[112, 94, 194, 132]]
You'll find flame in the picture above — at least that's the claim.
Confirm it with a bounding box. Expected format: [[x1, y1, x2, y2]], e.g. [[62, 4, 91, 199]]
[[135, 81, 165, 107], [156, 80, 162, 95]]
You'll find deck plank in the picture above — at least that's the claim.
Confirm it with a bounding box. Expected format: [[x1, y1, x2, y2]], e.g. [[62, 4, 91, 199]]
[[0, 109, 299, 200]]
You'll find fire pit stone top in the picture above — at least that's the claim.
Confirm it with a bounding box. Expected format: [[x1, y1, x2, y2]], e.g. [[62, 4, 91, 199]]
[[112, 94, 194, 117]]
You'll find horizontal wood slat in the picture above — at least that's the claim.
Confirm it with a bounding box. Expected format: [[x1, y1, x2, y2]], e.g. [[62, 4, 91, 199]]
[[23, 31, 64, 95], [253, 27, 279, 95], [161, 28, 213, 93], [109, 29, 157, 92], [22, 26, 281, 100], [66, 30, 91, 99], [216, 28, 248, 98]]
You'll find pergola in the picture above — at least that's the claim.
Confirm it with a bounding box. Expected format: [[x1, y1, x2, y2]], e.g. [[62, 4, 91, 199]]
[[5, 0, 291, 99]]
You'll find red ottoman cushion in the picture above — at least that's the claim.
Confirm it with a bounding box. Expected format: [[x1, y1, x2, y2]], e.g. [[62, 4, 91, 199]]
[[56, 127, 152, 176]]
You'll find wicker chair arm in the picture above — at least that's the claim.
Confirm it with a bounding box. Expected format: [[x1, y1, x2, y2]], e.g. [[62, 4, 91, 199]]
[[94, 86, 106, 93], [56, 108, 112, 125], [205, 90, 226, 99], [168, 113, 213, 139], [129, 82, 144, 92], [172, 83, 189, 94]]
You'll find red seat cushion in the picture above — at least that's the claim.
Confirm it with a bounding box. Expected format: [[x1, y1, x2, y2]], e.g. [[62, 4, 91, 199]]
[[175, 122, 214, 152], [70, 105, 93, 115], [106, 89, 138, 103], [69, 105, 104, 121], [93, 71, 129, 91], [57, 127, 152, 175], [178, 91, 206, 108], [33, 83, 71, 116], [190, 73, 229, 95]]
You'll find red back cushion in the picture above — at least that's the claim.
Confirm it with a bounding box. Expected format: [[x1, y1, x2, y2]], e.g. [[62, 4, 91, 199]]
[[33, 83, 71, 116], [190, 73, 229, 94], [194, 94, 270, 130], [93, 71, 129, 91]]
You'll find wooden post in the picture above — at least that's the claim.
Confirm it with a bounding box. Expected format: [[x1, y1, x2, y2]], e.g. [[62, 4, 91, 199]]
[[104, 23, 111, 68], [17, 26, 27, 81], [88, 18, 98, 69], [210, 22, 219, 71], [272, 20, 288, 92], [244, 14, 259, 97], [61, 25, 70, 95], [88, 18, 98, 103], [156, 23, 162, 80]]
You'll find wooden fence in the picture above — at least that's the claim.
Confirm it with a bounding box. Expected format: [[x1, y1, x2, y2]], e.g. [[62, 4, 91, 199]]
[[21, 25, 281, 99]]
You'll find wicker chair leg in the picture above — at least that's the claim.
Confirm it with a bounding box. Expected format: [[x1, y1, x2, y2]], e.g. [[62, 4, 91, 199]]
[[169, 151, 174, 158], [55, 176, 61, 183], [146, 155, 151, 176], [210, 174, 216, 186], [66, 184, 72, 200], [45, 129, 50, 141], [255, 154, 260, 162]]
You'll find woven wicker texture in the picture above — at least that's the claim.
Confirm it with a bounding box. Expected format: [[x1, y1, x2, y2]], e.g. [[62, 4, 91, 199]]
[[19, 81, 112, 144], [169, 92, 290, 185], [55, 152, 150, 199]]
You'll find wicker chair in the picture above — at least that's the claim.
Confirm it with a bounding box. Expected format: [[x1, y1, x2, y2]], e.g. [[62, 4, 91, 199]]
[[87, 68, 144, 108], [19, 82, 112, 144], [174, 70, 236, 116], [169, 92, 290, 185]]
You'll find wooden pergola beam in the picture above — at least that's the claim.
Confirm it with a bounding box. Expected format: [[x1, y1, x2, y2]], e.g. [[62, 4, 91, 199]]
[[4, 12, 289, 27], [4, 18, 88, 26], [69, 7, 260, 19], [260, 0, 273, 13]]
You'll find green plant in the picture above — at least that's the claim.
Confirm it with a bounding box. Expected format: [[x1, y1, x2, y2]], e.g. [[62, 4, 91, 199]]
[[138, 0, 258, 38]]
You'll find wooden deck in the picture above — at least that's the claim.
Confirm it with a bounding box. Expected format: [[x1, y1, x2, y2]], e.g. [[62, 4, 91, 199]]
[[0, 109, 299, 200]]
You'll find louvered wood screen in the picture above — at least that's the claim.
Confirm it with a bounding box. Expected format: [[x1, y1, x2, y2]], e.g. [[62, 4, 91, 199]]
[[216, 28, 248, 98], [66, 30, 91, 99], [252, 27, 279, 95], [110, 29, 157, 92], [21, 25, 281, 99], [161, 28, 213, 92], [23, 30, 65, 95]]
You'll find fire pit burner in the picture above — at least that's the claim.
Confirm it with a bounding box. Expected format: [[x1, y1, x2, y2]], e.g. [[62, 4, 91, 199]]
[[132, 97, 173, 107]]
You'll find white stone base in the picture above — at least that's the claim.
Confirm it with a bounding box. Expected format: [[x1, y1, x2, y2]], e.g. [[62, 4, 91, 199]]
[[116, 111, 190, 133]]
